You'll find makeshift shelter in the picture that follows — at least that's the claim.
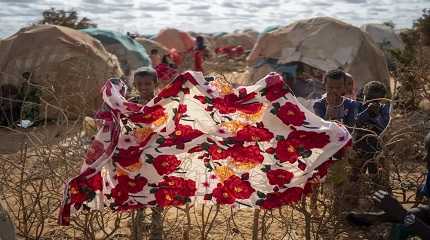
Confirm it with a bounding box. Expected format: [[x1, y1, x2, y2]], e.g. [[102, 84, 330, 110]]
[[152, 28, 195, 53], [361, 24, 405, 50], [247, 17, 390, 95], [135, 37, 169, 58], [81, 28, 151, 75], [0, 24, 123, 120], [243, 29, 259, 40], [213, 31, 257, 50]]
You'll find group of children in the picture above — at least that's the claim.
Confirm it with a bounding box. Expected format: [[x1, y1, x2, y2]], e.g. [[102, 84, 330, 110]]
[[313, 68, 391, 183], [314, 69, 430, 239]]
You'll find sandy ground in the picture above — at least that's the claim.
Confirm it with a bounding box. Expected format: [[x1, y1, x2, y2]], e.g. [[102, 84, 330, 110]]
[[0, 123, 80, 154]]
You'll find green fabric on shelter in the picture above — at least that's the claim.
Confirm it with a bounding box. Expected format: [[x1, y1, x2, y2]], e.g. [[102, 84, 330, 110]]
[[81, 28, 151, 70], [262, 25, 280, 34], [214, 32, 228, 38]]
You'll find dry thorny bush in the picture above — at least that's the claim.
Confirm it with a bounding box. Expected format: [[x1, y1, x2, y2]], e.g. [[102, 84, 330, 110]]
[[1, 51, 430, 240]]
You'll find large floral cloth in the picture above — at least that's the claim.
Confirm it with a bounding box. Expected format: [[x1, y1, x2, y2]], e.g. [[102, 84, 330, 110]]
[[59, 71, 351, 225]]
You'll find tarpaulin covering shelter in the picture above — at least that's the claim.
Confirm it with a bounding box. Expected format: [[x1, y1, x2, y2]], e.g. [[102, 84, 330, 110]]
[[81, 28, 151, 75], [152, 28, 195, 53], [214, 31, 258, 50], [135, 37, 169, 58], [247, 17, 390, 92], [361, 24, 405, 50], [0, 24, 122, 120]]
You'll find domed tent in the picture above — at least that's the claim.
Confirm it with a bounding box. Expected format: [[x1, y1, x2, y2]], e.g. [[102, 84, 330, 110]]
[[81, 28, 151, 75], [213, 31, 257, 50], [152, 28, 195, 53], [242, 29, 259, 39], [361, 24, 405, 50], [247, 17, 390, 94], [0, 24, 122, 120], [135, 37, 169, 58]]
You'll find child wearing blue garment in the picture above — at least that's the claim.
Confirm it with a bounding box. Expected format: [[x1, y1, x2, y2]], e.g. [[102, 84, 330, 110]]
[[312, 69, 360, 212], [313, 69, 359, 127], [352, 81, 391, 182]]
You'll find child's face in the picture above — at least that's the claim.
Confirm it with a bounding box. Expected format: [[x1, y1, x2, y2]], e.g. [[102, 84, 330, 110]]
[[135, 75, 156, 99], [326, 78, 345, 99]]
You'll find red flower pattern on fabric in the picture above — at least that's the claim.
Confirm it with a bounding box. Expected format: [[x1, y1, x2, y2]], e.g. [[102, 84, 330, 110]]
[[276, 102, 306, 126], [228, 144, 264, 165], [213, 92, 262, 114], [234, 125, 274, 142], [264, 74, 289, 101], [266, 169, 294, 186], [161, 124, 204, 147], [124, 102, 143, 112], [155, 188, 180, 207], [223, 175, 255, 199], [287, 130, 330, 149], [111, 175, 147, 204], [129, 105, 165, 124], [155, 176, 197, 207], [281, 187, 303, 204], [174, 104, 187, 125], [153, 155, 181, 175], [261, 191, 284, 209], [275, 140, 300, 164], [159, 176, 196, 197], [208, 144, 229, 160], [113, 147, 142, 167], [212, 184, 236, 204], [85, 140, 105, 165], [158, 77, 185, 99]]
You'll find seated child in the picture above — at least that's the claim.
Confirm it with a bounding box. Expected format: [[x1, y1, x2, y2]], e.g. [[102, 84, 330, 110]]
[[313, 69, 359, 211], [353, 81, 390, 180], [313, 69, 359, 128]]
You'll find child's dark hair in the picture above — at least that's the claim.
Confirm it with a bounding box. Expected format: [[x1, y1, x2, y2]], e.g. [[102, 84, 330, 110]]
[[150, 49, 158, 55], [323, 69, 346, 84], [363, 81, 387, 100]]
